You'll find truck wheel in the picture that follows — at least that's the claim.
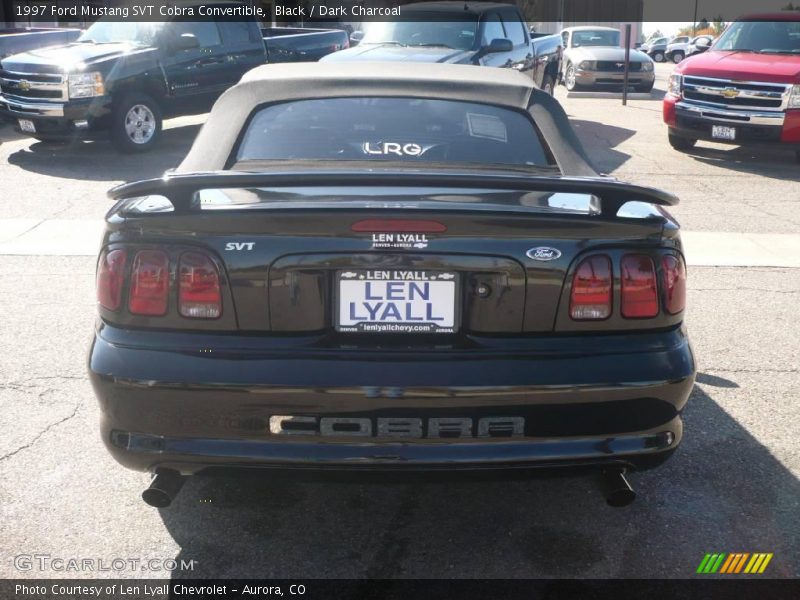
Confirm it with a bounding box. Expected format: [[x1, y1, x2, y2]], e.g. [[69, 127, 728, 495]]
[[668, 132, 696, 152], [564, 64, 579, 91], [652, 51, 665, 62], [111, 93, 162, 153], [671, 51, 685, 63], [541, 74, 555, 96]]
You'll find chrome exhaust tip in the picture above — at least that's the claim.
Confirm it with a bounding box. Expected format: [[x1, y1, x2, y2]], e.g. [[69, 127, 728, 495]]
[[600, 468, 636, 507], [142, 470, 186, 508]]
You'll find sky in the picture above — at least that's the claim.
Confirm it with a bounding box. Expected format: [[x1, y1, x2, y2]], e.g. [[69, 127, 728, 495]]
[[642, 22, 690, 37]]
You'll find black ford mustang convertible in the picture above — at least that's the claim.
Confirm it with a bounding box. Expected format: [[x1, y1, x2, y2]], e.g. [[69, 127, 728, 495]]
[[89, 63, 695, 507]]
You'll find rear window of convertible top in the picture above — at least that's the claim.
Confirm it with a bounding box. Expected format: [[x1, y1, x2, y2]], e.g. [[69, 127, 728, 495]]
[[235, 97, 554, 167]]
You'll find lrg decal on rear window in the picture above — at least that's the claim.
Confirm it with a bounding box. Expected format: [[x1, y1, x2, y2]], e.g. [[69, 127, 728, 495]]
[[236, 97, 553, 167]]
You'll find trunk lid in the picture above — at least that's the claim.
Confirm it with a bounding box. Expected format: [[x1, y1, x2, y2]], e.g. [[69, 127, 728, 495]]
[[107, 170, 677, 335]]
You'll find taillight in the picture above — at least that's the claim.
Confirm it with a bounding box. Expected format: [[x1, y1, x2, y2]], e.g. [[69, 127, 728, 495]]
[[129, 250, 170, 316], [662, 255, 686, 314], [96, 249, 127, 311], [179, 252, 221, 319], [570, 255, 612, 320], [621, 255, 658, 318]]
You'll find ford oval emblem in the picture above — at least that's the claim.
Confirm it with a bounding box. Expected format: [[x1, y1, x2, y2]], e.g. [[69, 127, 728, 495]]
[[526, 247, 562, 261]]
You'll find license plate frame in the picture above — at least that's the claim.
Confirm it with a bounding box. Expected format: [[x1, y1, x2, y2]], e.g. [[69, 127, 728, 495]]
[[711, 125, 736, 141], [335, 270, 459, 334], [18, 119, 36, 134]]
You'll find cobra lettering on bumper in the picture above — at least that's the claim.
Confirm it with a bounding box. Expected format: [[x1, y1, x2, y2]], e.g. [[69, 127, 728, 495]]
[[269, 416, 525, 438]]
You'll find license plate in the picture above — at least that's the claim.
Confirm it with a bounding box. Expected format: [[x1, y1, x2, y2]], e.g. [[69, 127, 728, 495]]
[[18, 119, 36, 133], [712, 125, 736, 140], [336, 270, 457, 334]]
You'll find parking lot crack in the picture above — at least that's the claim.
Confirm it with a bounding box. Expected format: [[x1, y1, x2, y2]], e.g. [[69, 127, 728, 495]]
[[0, 391, 82, 463]]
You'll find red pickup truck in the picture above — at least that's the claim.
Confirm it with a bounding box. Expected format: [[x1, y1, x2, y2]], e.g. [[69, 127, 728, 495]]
[[663, 15, 800, 162]]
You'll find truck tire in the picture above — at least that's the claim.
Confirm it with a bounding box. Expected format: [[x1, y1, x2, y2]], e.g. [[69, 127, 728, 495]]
[[111, 93, 162, 153], [564, 64, 580, 91], [636, 81, 654, 93], [671, 51, 685, 63], [652, 51, 665, 62], [668, 132, 696, 152], [541, 74, 555, 96]]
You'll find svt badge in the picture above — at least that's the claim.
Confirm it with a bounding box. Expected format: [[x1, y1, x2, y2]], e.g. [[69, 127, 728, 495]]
[[526, 247, 562, 261]]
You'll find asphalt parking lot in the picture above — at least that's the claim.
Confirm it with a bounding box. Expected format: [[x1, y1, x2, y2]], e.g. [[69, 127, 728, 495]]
[[1, 62, 798, 579]]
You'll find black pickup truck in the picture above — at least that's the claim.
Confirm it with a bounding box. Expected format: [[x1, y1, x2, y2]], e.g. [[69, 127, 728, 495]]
[[324, 2, 561, 95], [0, 27, 81, 59], [323, 2, 537, 77], [0, 18, 347, 151]]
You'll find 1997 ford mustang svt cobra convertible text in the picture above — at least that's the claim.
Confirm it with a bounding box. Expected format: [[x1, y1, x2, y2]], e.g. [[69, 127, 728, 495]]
[[88, 63, 695, 508]]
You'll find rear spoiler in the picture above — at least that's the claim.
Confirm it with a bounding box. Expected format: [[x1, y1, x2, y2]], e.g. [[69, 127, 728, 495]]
[[108, 170, 678, 218]]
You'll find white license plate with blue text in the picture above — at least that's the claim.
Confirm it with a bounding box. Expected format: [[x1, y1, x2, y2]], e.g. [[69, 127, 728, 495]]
[[18, 119, 36, 133], [337, 270, 457, 334]]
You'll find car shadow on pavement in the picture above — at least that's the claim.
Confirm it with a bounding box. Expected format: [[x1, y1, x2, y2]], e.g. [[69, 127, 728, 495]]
[[155, 384, 799, 578], [568, 119, 635, 173], [4, 123, 201, 182], [685, 146, 800, 182], [0, 122, 29, 144]]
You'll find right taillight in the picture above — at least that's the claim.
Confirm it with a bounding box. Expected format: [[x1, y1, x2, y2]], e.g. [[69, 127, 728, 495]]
[[129, 250, 170, 316], [621, 255, 658, 318], [570, 255, 612, 320], [662, 255, 686, 314], [96, 249, 127, 311], [179, 252, 221, 319]]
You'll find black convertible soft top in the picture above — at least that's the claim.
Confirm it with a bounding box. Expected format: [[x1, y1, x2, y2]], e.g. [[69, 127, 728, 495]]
[[177, 62, 598, 177]]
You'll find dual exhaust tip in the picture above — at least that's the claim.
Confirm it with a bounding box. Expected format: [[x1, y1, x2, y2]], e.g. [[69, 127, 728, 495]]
[[141, 467, 636, 508]]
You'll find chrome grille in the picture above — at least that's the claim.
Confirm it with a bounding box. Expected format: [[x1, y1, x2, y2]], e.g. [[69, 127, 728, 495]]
[[0, 69, 67, 102], [682, 76, 790, 112], [596, 61, 642, 72]]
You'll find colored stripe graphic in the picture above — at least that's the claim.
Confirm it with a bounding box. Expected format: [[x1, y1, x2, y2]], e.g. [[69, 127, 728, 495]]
[[758, 554, 773, 573], [697, 554, 712, 574], [721, 553, 736, 573], [712, 554, 727, 573], [745, 554, 761, 574], [700, 553, 773, 574], [734, 553, 749, 573], [719, 554, 736, 573]]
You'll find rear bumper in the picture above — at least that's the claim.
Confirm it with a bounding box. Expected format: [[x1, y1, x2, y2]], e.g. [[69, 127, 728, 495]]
[[88, 324, 695, 475]]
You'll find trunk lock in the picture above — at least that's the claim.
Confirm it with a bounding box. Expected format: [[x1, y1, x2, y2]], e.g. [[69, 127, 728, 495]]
[[475, 282, 492, 298]]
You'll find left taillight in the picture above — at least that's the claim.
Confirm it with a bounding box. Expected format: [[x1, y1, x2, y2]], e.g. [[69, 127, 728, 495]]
[[96, 249, 127, 311], [179, 252, 221, 319]]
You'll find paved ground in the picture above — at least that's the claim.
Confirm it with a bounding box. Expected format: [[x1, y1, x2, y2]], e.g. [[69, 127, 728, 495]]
[[0, 62, 798, 579]]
